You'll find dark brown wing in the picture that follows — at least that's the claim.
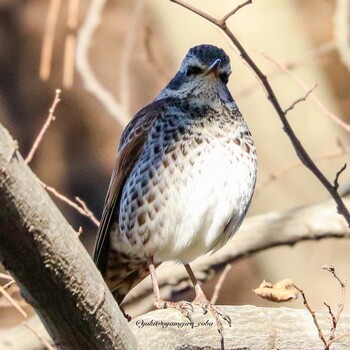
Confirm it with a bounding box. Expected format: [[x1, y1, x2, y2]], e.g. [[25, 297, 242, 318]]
[[93, 100, 165, 275]]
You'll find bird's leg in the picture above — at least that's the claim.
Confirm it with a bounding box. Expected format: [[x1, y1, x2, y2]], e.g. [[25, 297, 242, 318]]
[[146, 256, 194, 321], [184, 264, 231, 336]]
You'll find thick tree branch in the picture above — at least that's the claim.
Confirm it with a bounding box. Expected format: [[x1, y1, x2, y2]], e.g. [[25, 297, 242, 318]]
[[130, 306, 350, 350], [0, 123, 137, 350]]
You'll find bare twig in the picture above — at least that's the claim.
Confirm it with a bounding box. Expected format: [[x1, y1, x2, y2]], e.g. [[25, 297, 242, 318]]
[[220, 0, 252, 23], [210, 263, 232, 304], [40, 0, 61, 81], [2, 280, 15, 290], [76, 0, 129, 126], [39, 180, 100, 227], [284, 83, 317, 114], [75, 197, 100, 226], [25, 89, 61, 164], [0, 284, 27, 318], [293, 283, 329, 349], [170, 0, 350, 226], [333, 163, 347, 191], [256, 145, 350, 194], [77, 226, 83, 236], [23, 322, 56, 350], [0, 272, 13, 281], [322, 264, 347, 344], [261, 52, 350, 133]]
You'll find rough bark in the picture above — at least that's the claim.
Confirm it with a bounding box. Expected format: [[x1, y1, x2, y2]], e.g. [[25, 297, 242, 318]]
[[0, 123, 137, 350], [3, 306, 350, 350], [130, 306, 350, 350]]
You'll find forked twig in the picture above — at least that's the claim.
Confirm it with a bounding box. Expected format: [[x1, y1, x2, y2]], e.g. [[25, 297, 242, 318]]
[[292, 265, 348, 349], [322, 265, 347, 345], [40, 180, 100, 227], [170, 0, 350, 226], [260, 52, 350, 133], [284, 84, 317, 114], [293, 283, 329, 349]]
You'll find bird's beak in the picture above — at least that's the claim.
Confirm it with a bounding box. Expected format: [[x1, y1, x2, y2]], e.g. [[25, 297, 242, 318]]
[[204, 58, 221, 77]]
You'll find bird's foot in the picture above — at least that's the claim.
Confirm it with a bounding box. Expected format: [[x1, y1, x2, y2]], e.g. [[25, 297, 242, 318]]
[[193, 288, 231, 336], [154, 298, 194, 322]]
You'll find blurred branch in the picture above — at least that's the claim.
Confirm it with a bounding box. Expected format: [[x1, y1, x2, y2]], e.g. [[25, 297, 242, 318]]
[[76, 0, 129, 126], [24, 89, 99, 227], [0, 123, 137, 349], [256, 143, 350, 194], [171, 0, 350, 227], [63, 0, 80, 88], [237, 41, 336, 98], [124, 198, 350, 313], [39, 0, 61, 81], [334, 0, 350, 72], [119, 0, 145, 116]]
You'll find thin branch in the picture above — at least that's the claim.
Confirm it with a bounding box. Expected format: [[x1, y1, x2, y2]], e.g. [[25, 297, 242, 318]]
[[0, 284, 27, 318], [22, 322, 56, 350], [322, 264, 347, 344], [170, 0, 350, 227], [220, 0, 252, 24], [284, 83, 317, 114], [293, 283, 329, 349], [75, 196, 100, 226], [39, 179, 100, 227], [39, 0, 61, 81], [76, 0, 129, 126], [2, 280, 15, 290], [210, 263, 232, 304], [25, 89, 61, 164], [0, 272, 13, 281], [260, 52, 350, 133], [333, 163, 347, 191], [256, 145, 350, 194]]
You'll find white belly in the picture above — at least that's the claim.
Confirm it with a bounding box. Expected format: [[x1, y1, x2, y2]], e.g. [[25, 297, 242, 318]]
[[113, 135, 256, 264], [148, 140, 255, 263]]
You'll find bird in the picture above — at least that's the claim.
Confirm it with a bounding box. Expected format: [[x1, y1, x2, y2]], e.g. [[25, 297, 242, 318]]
[[93, 44, 257, 337]]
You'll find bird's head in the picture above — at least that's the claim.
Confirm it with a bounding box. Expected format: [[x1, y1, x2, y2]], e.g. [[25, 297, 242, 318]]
[[157, 44, 234, 106]]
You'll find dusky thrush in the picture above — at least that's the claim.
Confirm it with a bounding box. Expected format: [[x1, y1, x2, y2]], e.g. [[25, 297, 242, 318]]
[[94, 44, 257, 337]]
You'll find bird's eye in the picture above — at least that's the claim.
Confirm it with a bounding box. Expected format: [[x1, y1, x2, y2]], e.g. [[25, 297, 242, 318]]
[[185, 66, 202, 76], [219, 72, 230, 84]]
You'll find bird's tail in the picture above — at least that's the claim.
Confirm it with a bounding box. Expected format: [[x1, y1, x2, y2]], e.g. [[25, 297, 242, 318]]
[[105, 250, 150, 304]]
